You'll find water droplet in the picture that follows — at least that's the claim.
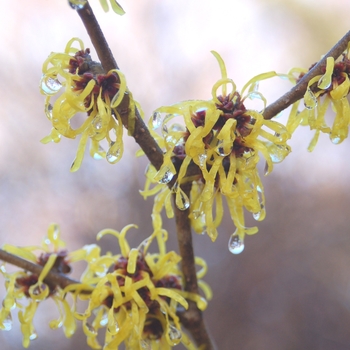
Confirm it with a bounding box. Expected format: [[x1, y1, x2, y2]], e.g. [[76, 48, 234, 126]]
[[304, 88, 318, 110], [198, 153, 207, 168], [331, 135, 341, 144], [92, 116, 103, 130], [106, 148, 120, 164], [86, 322, 97, 335], [2, 313, 12, 331], [45, 104, 53, 119], [140, 339, 151, 349], [216, 141, 232, 157], [168, 324, 182, 343], [152, 111, 162, 129], [41, 76, 62, 95], [99, 314, 108, 327], [93, 145, 106, 160], [68, 0, 87, 9], [175, 188, 190, 211], [29, 329, 38, 340], [269, 144, 291, 163], [108, 321, 120, 335], [155, 167, 175, 184], [192, 209, 204, 220], [228, 234, 244, 254], [253, 205, 265, 221]]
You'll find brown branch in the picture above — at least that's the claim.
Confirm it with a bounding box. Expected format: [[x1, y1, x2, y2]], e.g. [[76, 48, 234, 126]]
[[0, 249, 90, 293], [263, 30, 350, 120], [77, 2, 164, 170], [173, 183, 214, 350]]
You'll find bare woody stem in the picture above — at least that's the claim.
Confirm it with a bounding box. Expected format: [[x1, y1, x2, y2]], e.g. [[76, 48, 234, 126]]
[[0, 249, 90, 293], [263, 30, 350, 120], [173, 184, 214, 350]]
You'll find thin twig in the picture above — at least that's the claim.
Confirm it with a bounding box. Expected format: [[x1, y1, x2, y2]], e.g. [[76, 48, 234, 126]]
[[0, 249, 90, 293], [263, 30, 350, 120], [173, 183, 214, 350]]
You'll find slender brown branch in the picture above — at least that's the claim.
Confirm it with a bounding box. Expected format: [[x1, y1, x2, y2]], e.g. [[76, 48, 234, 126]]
[[77, 2, 164, 170], [263, 30, 350, 120], [0, 249, 90, 293], [173, 183, 214, 350]]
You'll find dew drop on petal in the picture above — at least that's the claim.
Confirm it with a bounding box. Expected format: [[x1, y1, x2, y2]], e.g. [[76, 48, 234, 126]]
[[152, 111, 162, 129], [228, 234, 244, 254], [106, 149, 121, 164], [304, 88, 317, 110], [41, 76, 62, 95], [99, 314, 108, 327], [156, 167, 175, 184], [176, 190, 190, 210], [253, 205, 265, 221], [29, 329, 38, 340], [168, 325, 182, 343], [198, 153, 207, 168], [92, 116, 103, 130], [86, 322, 97, 335], [140, 339, 152, 350], [45, 104, 53, 119], [68, 0, 87, 10], [2, 313, 12, 331], [331, 135, 341, 144], [108, 321, 120, 335]]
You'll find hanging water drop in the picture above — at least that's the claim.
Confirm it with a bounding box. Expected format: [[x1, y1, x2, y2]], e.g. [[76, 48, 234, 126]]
[[155, 167, 175, 184], [106, 148, 121, 164], [29, 329, 38, 340], [176, 189, 190, 210], [99, 314, 108, 327], [198, 153, 207, 168], [86, 322, 97, 335], [140, 339, 152, 349], [168, 324, 182, 343], [68, 0, 87, 9], [253, 205, 265, 221], [330, 135, 341, 144], [303, 88, 318, 110], [228, 234, 244, 254], [45, 104, 53, 119], [107, 320, 120, 335], [41, 76, 62, 95], [152, 111, 162, 129], [92, 116, 103, 130], [2, 313, 12, 331]]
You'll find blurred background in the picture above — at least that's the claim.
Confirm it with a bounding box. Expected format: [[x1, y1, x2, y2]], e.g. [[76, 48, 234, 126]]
[[1, 0, 350, 349]]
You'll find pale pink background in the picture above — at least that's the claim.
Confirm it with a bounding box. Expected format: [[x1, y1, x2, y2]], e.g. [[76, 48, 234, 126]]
[[1, 0, 350, 349]]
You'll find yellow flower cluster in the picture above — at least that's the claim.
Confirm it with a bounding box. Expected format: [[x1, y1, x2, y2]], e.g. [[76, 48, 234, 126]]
[[40, 38, 133, 171], [0, 224, 211, 349], [141, 52, 291, 253], [69, 0, 125, 14], [0, 224, 86, 348], [287, 44, 350, 150]]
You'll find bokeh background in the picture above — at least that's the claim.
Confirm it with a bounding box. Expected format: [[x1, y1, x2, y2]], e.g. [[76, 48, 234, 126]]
[[1, 0, 350, 349]]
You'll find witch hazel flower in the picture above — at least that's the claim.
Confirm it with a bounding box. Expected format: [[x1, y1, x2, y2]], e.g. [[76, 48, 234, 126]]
[[287, 43, 350, 150], [76, 224, 211, 350], [0, 224, 90, 348], [40, 38, 134, 171], [142, 51, 291, 253]]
